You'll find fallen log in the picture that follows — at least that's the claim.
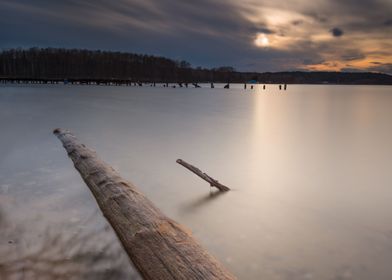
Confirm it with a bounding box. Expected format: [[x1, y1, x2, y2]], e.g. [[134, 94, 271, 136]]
[[176, 159, 230, 191], [53, 128, 235, 280]]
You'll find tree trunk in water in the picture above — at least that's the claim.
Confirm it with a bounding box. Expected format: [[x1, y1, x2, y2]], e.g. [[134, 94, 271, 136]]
[[53, 128, 236, 280]]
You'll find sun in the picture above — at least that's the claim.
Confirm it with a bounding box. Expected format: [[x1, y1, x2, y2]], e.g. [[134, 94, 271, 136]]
[[254, 33, 269, 47]]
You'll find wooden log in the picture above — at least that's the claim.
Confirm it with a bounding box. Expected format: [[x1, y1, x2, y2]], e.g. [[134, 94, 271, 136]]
[[53, 128, 235, 280], [176, 159, 230, 192]]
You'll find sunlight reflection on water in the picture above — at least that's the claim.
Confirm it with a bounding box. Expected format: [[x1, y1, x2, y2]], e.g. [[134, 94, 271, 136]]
[[0, 84, 391, 279]]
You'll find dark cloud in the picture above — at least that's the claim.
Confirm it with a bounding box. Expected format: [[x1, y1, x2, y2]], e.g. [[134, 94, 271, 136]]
[[304, 12, 328, 23], [366, 63, 392, 73], [303, 58, 325, 65], [341, 67, 365, 72], [384, 19, 392, 26], [340, 50, 366, 61], [330, 27, 344, 37], [0, 0, 390, 73], [249, 27, 275, 34], [292, 20, 304, 26]]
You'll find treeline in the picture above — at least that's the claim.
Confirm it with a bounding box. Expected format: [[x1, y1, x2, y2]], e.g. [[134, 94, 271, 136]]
[[0, 48, 391, 84], [0, 48, 240, 82]]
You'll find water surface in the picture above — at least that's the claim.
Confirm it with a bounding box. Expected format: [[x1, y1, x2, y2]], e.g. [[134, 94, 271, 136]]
[[0, 84, 391, 279]]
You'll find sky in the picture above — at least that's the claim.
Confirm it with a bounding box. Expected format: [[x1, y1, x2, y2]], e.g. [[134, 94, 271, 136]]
[[0, 0, 391, 73]]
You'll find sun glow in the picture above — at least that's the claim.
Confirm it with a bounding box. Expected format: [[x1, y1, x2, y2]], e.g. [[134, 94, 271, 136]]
[[254, 33, 269, 47]]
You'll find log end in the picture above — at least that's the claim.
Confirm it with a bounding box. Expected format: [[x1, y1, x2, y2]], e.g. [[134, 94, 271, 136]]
[[217, 185, 231, 192], [53, 128, 72, 137], [53, 128, 62, 135]]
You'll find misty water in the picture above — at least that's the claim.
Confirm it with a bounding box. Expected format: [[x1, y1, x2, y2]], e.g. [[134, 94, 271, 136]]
[[0, 84, 391, 280]]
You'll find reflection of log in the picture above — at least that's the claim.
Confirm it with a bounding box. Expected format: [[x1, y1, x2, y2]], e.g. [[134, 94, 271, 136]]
[[53, 129, 235, 280], [176, 159, 230, 191]]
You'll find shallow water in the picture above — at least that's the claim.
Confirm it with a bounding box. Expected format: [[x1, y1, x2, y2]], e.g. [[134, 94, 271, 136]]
[[0, 84, 391, 279]]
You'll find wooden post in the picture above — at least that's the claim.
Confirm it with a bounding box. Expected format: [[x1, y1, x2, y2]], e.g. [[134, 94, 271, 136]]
[[176, 159, 230, 191], [53, 129, 235, 280]]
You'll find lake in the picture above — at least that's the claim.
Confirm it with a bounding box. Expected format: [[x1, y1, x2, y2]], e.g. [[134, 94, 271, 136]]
[[0, 84, 391, 279]]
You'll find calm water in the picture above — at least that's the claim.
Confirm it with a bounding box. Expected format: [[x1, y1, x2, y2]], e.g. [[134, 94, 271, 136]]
[[0, 84, 391, 279]]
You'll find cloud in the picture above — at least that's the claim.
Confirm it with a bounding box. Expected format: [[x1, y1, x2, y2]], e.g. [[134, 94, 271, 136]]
[[330, 27, 344, 37], [341, 67, 366, 73], [303, 58, 325, 65], [384, 19, 392, 26], [292, 20, 304, 26], [340, 50, 366, 61], [0, 0, 391, 73], [366, 63, 392, 74]]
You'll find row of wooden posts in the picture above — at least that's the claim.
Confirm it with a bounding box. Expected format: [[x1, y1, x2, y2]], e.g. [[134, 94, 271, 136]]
[[54, 129, 235, 279], [0, 78, 287, 90]]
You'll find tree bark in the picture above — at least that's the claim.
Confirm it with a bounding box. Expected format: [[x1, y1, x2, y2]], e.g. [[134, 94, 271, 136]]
[[53, 128, 236, 280]]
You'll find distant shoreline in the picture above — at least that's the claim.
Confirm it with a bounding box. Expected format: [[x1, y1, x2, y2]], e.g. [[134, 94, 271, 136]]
[[1, 48, 391, 85], [1, 78, 391, 86]]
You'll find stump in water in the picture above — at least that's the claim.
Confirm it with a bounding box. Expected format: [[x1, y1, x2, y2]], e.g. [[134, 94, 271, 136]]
[[176, 159, 230, 192], [53, 129, 235, 280]]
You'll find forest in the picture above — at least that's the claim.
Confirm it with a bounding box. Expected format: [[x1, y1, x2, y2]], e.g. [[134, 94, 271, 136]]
[[0, 48, 391, 84]]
